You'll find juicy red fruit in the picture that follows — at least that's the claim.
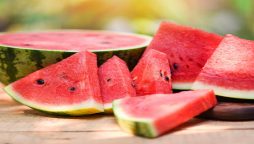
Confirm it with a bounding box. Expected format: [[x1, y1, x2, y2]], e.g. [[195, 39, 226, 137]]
[[11, 51, 102, 105], [114, 90, 217, 138], [146, 22, 223, 88], [99, 56, 136, 107], [131, 49, 172, 95], [0, 31, 148, 51]]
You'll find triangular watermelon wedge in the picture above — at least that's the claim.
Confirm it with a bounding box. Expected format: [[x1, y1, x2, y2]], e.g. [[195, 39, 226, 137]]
[[131, 49, 172, 96], [146, 22, 223, 90], [4, 51, 103, 115], [113, 90, 217, 138], [99, 56, 136, 112], [192, 34, 254, 99]]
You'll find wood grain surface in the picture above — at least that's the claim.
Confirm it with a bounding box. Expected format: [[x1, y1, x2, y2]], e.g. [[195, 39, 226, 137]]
[[200, 102, 254, 120], [1, 85, 254, 144]]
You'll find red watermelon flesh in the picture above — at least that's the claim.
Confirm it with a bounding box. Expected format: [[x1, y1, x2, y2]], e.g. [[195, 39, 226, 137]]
[[113, 90, 217, 138], [99, 56, 136, 112], [146, 22, 223, 90], [131, 49, 172, 96], [192, 34, 254, 99], [4, 51, 103, 115], [0, 31, 149, 51]]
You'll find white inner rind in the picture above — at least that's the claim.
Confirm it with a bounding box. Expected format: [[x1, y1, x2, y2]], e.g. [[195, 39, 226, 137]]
[[172, 82, 193, 90], [4, 85, 104, 115], [192, 81, 254, 99], [104, 103, 113, 110], [113, 99, 158, 137]]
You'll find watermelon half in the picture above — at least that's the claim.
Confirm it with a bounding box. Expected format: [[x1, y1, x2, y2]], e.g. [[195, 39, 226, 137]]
[[131, 49, 172, 96], [99, 56, 136, 112], [4, 51, 103, 115], [113, 90, 217, 138], [146, 22, 223, 90], [192, 34, 254, 99], [0, 30, 151, 84]]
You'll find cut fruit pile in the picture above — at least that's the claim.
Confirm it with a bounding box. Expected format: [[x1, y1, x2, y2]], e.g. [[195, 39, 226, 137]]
[[0, 30, 152, 84], [146, 22, 223, 90], [2, 21, 254, 138]]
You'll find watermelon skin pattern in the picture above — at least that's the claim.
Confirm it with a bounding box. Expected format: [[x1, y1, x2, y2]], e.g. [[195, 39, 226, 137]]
[[113, 90, 217, 138], [192, 34, 254, 99], [0, 46, 72, 85], [0, 31, 151, 84], [0, 46, 145, 85], [146, 22, 223, 90]]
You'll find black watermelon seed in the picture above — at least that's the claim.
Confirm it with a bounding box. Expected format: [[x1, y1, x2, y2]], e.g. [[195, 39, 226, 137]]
[[36, 79, 45, 85], [107, 78, 111, 82], [159, 70, 163, 77], [173, 63, 179, 70], [69, 87, 76, 92], [101, 41, 110, 44], [165, 76, 170, 82], [22, 43, 32, 46]]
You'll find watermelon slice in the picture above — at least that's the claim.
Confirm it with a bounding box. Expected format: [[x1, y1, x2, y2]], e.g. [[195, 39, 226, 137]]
[[113, 90, 217, 138], [0, 30, 151, 84], [146, 22, 223, 90], [131, 49, 172, 96], [4, 51, 103, 115], [99, 56, 136, 112], [192, 34, 254, 99]]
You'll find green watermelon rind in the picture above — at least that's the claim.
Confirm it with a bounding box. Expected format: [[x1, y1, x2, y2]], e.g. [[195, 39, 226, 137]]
[[4, 85, 104, 116], [0, 31, 151, 85], [192, 81, 254, 99], [113, 99, 158, 138]]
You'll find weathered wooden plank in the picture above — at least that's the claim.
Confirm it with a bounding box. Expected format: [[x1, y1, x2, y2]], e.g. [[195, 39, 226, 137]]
[[1, 84, 254, 144], [1, 130, 254, 144]]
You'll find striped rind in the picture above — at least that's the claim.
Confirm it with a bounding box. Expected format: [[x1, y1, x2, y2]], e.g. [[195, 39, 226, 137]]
[[113, 99, 158, 138], [192, 81, 254, 99], [0, 32, 151, 85], [4, 85, 104, 116]]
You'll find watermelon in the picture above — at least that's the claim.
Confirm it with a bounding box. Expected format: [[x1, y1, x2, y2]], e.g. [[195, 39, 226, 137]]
[[146, 22, 223, 90], [0, 30, 151, 84], [192, 34, 254, 99], [113, 90, 217, 138], [99, 56, 136, 112], [131, 49, 172, 96], [4, 51, 103, 115]]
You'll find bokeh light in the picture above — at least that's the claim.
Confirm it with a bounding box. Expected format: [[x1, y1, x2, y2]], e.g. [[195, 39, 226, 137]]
[[0, 0, 253, 39]]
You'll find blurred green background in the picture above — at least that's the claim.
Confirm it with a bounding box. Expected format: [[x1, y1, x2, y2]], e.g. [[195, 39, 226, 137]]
[[0, 0, 253, 39]]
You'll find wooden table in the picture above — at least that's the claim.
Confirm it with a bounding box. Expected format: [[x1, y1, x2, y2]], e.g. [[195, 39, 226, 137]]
[[1, 86, 254, 144]]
